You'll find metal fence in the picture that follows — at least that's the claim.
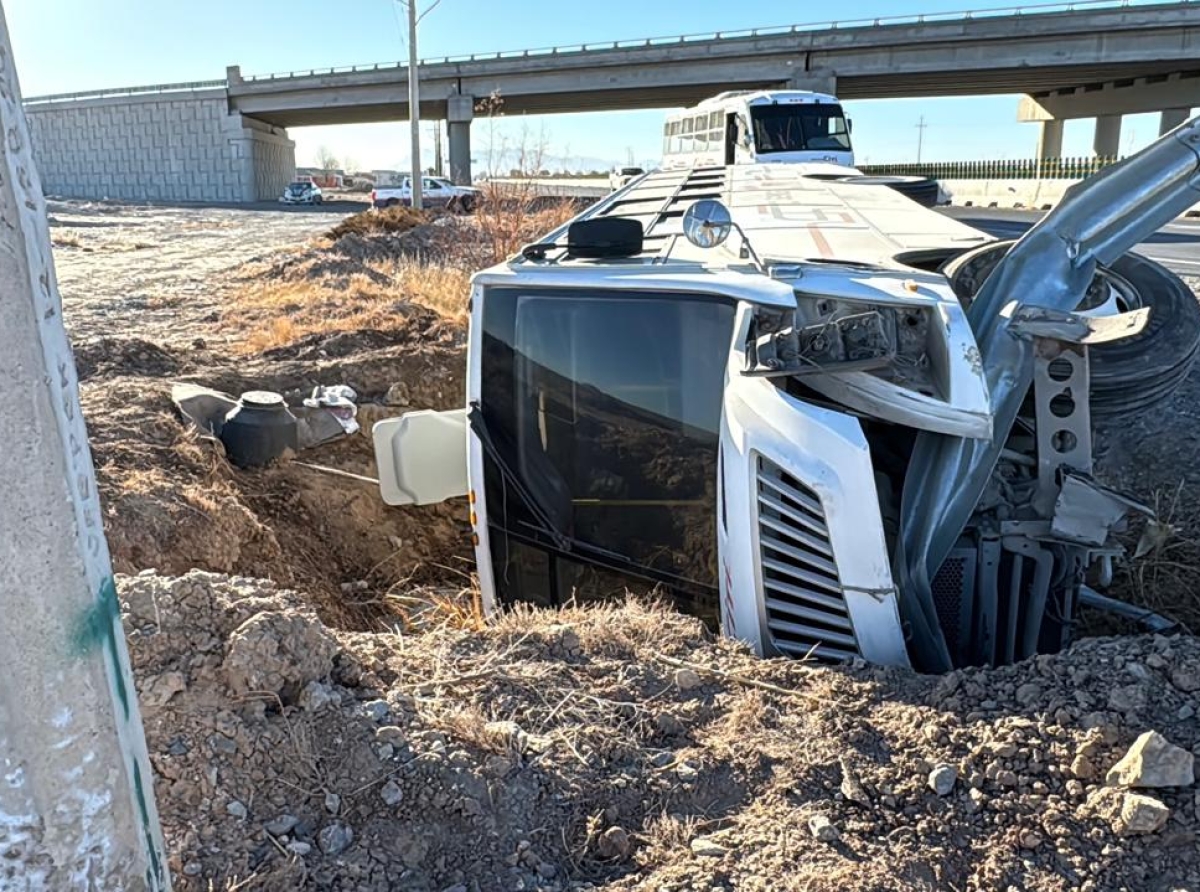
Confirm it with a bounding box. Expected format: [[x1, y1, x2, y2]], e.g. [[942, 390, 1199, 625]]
[[859, 156, 1121, 180]]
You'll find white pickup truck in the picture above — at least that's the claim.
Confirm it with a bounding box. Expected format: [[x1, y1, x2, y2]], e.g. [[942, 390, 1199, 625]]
[[370, 175, 482, 211]]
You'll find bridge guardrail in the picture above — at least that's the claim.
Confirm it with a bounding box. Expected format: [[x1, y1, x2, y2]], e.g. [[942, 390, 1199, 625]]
[[238, 0, 1191, 82], [24, 80, 226, 105]]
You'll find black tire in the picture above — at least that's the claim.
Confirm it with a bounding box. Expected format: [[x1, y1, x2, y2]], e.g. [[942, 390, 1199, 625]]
[[385, 199, 399, 208], [842, 175, 941, 208], [459, 196, 475, 213], [942, 240, 1200, 418]]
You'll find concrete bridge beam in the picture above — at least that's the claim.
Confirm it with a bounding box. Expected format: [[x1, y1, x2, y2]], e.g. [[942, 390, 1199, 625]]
[[447, 93, 473, 185], [1019, 73, 1200, 121], [788, 68, 836, 96], [1094, 114, 1122, 158]]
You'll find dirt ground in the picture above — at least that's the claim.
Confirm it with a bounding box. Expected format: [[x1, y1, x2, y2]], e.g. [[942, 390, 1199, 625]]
[[51, 199, 1200, 890]]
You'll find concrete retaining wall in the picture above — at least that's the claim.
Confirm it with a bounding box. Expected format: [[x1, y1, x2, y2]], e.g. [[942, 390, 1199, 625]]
[[941, 178, 1200, 217], [25, 89, 295, 203]]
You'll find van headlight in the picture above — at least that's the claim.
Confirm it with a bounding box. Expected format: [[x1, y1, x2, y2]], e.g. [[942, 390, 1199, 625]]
[[746, 298, 932, 381]]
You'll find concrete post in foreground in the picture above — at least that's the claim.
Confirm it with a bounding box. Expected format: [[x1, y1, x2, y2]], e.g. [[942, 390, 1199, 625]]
[[1094, 114, 1122, 158], [1036, 119, 1064, 160], [448, 93, 474, 185], [1160, 107, 1191, 136], [0, 5, 170, 890]]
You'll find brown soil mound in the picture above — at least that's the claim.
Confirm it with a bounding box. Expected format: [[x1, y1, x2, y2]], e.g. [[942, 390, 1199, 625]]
[[327, 204, 427, 240], [126, 571, 1200, 892]]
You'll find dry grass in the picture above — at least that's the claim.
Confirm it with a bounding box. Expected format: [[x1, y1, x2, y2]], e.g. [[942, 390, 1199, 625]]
[[228, 259, 470, 352], [1114, 482, 1200, 632], [51, 231, 82, 248], [224, 189, 581, 352]]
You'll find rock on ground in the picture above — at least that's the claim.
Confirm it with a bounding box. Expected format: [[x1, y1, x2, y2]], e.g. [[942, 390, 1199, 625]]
[[1105, 730, 1195, 788]]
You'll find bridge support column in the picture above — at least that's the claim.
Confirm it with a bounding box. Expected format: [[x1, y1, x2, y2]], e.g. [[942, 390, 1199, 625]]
[[1093, 114, 1122, 158], [1160, 107, 1191, 136], [1036, 119, 1063, 159], [0, 4, 169, 886], [448, 93, 474, 185]]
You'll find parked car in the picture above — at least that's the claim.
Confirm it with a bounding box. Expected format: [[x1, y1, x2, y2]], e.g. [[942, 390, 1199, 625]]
[[371, 176, 482, 211], [609, 166, 645, 190], [279, 181, 324, 205]]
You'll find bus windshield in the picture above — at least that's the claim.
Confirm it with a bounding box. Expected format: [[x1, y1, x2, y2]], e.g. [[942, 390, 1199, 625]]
[[750, 104, 851, 155]]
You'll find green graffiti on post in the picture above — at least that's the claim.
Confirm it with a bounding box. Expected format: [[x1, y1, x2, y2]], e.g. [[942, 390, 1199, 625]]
[[70, 575, 131, 719], [73, 576, 167, 888]]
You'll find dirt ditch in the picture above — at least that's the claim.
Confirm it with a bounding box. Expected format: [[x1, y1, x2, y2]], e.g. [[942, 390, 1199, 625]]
[[81, 317, 469, 630], [50, 200, 1200, 890], [130, 571, 1200, 892]]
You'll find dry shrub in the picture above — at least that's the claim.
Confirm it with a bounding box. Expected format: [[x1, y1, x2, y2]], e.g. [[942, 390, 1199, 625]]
[[51, 231, 82, 248], [474, 183, 585, 261]]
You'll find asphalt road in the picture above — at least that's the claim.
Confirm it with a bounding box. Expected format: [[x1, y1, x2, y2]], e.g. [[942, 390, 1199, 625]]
[[939, 207, 1200, 278]]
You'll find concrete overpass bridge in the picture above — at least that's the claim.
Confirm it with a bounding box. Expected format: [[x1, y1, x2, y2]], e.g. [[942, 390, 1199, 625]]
[[22, 0, 1200, 201]]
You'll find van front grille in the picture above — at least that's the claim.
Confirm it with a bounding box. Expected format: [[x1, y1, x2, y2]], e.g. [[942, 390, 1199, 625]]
[[756, 456, 858, 661]]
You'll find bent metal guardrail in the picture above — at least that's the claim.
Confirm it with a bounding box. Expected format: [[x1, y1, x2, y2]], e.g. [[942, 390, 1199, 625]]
[[236, 0, 1193, 82], [860, 156, 1123, 180]]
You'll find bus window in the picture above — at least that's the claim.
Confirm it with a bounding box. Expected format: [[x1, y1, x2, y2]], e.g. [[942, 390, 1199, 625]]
[[709, 110, 722, 130]]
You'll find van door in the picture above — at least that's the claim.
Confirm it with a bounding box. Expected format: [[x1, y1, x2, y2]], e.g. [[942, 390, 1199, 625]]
[[718, 303, 909, 665]]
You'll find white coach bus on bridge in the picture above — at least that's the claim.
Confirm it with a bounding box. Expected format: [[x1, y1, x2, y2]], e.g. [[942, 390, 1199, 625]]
[[661, 90, 854, 170]]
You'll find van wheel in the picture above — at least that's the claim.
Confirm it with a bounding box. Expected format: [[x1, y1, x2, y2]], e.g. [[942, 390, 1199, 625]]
[[942, 240, 1200, 418], [843, 175, 940, 208]]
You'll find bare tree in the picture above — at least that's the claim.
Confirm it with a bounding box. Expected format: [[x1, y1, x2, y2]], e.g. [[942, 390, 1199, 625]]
[[514, 120, 551, 177], [475, 90, 506, 178], [316, 146, 340, 173]]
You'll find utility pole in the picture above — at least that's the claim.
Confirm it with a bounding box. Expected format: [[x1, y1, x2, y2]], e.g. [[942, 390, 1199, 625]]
[[432, 121, 443, 176], [0, 2, 169, 887], [406, 0, 422, 209], [915, 115, 928, 164]]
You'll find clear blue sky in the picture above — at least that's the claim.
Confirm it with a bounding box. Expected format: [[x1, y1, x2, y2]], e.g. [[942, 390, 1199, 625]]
[[6, 0, 1190, 172]]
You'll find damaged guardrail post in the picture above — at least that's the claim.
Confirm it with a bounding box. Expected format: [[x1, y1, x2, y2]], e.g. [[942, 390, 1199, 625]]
[[0, 5, 170, 889]]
